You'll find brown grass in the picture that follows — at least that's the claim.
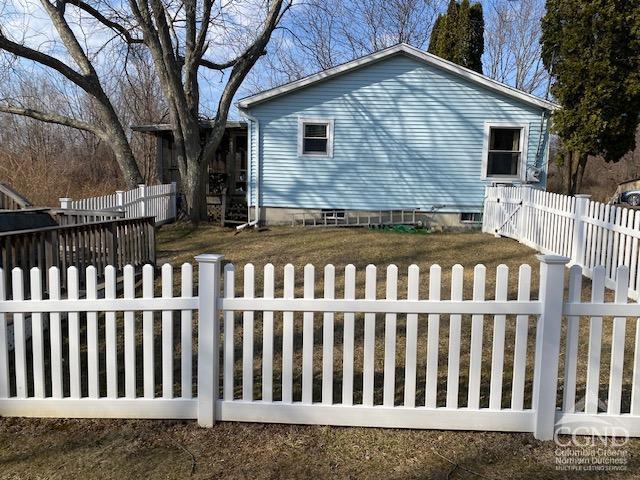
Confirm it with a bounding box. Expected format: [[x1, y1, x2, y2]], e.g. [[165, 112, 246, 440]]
[[0, 150, 124, 208], [2, 224, 639, 479], [161, 225, 544, 408]]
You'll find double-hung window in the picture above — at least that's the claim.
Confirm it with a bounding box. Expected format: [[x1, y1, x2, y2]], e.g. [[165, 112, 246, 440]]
[[298, 118, 334, 157], [482, 123, 528, 181]]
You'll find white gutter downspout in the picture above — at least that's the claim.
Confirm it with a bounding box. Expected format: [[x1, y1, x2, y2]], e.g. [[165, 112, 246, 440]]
[[237, 111, 260, 230]]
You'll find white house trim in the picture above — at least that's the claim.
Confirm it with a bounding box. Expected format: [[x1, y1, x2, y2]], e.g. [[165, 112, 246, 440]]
[[237, 44, 559, 111], [481, 122, 529, 183], [297, 117, 334, 158], [242, 112, 260, 222]]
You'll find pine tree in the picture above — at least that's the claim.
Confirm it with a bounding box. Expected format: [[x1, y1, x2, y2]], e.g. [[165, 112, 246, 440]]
[[428, 16, 445, 56], [456, 0, 472, 66], [428, 0, 484, 73], [468, 2, 484, 73], [541, 0, 640, 194], [429, 0, 457, 58]]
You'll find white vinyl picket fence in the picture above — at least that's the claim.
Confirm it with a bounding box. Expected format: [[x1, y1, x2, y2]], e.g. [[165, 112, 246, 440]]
[[60, 183, 177, 225], [484, 185, 640, 300], [1, 254, 640, 440]]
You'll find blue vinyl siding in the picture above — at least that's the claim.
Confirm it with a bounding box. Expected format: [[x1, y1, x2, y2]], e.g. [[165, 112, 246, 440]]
[[246, 53, 549, 212]]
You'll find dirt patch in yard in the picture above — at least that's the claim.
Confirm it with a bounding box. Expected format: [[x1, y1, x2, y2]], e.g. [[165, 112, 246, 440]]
[[2, 417, 639, 479]]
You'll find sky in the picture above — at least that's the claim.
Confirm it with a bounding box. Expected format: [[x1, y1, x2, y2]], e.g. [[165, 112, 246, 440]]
[[0, 0, 548, 122], [210, 0, 548, 119]]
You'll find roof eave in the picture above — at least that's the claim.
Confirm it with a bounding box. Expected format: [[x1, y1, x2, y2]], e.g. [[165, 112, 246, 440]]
[[237, 43, 559, 111], [131, 120, 247, 133]]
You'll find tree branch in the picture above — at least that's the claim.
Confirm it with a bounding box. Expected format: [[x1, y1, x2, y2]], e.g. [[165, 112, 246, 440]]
[[194, 0, 213, 55], [0, 31, 88, 87], [39, 0, 98, 76], [64, 0, 144, 44], [0, 105, 104, 136], [195, 2, 283, 74], [192, 52, 265, 71], [201, 0, 290, 161]]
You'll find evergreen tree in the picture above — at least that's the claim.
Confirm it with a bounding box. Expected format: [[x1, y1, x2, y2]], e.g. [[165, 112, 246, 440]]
[[428, 0, 484, 73], [541, 0, 640, 194], [456, 0, 473, 65], [429, 16, 445, 55], [468, 2, 484, 73]]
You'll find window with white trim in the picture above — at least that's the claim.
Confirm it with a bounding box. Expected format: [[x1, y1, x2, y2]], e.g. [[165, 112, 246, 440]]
[[298, 118, 333, 157], [482, 124, 527, 180]]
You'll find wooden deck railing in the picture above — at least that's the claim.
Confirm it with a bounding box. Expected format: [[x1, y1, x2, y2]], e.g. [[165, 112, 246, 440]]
[[50, 207, 125, 225], [0, 216, 155, 293], [0, 183, 31, 210]]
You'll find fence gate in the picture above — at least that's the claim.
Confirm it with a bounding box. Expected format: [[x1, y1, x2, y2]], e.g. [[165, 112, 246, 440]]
[[483, 185, 523, 239]]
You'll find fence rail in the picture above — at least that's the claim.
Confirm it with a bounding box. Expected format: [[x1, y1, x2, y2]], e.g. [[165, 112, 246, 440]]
[[60, 183, 177, 225], [0, 183, 31, 211], [1, 254, 639, 440], [50, 208, 125, 226], [484, 185, 640, 300]]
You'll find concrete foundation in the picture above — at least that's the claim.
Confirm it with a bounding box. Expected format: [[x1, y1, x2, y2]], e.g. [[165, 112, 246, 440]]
[[257, 206, 481, 229]]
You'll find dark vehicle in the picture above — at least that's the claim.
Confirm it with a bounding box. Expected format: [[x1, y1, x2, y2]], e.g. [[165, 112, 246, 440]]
[[611, 178, 640, 206]]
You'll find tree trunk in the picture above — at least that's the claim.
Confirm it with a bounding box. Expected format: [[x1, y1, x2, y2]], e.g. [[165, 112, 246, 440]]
[[182, 156, 208, 222], [97, 97, 144, 189], [570, 152, 589, 194], [574, 155, 588, 193], [179, 121, 227, 222], [563, 152, 572, 195], [108, 126, 144, 188]]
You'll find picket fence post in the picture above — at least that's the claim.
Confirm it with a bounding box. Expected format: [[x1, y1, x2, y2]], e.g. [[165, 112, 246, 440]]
[[196, 253, 224, 427], [532, 254, 569, 440], [138, 184, 147, 217], [59, 197, 72, 209], [116, 190, 125, 213], [571, 194, 591, 267], [481, 185, 491, 234]]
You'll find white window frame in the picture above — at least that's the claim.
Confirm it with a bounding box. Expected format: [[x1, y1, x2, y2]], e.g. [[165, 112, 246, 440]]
[[481, 122, 529, 182], [298, 117, 334, 157]]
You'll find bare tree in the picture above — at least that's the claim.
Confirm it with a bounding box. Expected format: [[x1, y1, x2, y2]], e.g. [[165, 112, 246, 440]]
[[0, 79, 125, 205], [0, 1, 144, 187], [116, 51, 168, 182], [342, 0, 440, 56], [262, 0, 441, 87], [0, 0, 290, 220], [484, 0, 548, 94]]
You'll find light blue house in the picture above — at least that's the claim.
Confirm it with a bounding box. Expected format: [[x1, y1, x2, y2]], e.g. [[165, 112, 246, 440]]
[[238, 43, 557, 226]]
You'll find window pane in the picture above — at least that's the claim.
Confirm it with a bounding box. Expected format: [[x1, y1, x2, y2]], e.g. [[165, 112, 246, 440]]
[[490, 128, 520, 151], [304, 124, 327, 138], [303, 138, 328, 153], [487, 152, 520, 176], [461, 212, 483, 223]]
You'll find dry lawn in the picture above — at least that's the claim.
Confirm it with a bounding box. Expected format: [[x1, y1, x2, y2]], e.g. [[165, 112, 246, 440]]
[[1, 224, 639, 479]]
